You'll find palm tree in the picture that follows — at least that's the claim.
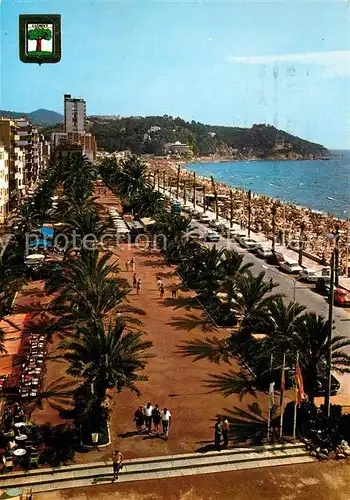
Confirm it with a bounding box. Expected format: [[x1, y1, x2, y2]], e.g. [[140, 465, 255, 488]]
[[194, 246, 226, 301], [47, 250, 143, 329], [260, 298, 306, 359], [128, 186, 166, 218], [62, 154, 97, 198], [221, 249, 253, 278], [152, 212, 199, 262], [229, 271, 283, 338], [287, 312, 350, 402], [59, 317, 153, 431], [117, 155, 150, 198]]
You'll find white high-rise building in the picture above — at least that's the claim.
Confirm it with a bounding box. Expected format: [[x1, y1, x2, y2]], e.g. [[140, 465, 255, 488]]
[[64, 93, 86, 133]]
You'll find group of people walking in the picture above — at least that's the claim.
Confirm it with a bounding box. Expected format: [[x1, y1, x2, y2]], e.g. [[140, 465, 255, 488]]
[[156, 276, 178, 299], [134, 403, 172, 439]]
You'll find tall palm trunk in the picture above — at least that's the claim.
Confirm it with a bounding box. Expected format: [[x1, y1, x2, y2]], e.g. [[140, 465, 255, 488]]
[[211, 176, 219, 219]]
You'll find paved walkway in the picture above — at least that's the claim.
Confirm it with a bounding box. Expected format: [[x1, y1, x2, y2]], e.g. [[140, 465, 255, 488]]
[[0, 442, 315, 494]]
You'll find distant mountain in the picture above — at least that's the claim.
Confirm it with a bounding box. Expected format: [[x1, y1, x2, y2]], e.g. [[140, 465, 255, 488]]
[[0, 108, 63, 126]]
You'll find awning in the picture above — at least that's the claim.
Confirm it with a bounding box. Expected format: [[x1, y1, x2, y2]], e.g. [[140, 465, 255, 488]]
[[140, 217, 156, 227]]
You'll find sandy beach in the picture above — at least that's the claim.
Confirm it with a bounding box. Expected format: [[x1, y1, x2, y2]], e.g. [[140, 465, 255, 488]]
[[145, 156, 349, 275]]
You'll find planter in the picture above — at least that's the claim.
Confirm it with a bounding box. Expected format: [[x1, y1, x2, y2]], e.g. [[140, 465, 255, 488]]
[[81, 420, 111, 448]]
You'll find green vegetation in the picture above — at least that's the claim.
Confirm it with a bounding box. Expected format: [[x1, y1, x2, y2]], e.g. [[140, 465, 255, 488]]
[[27, 27, 52, 52], [0, 153, 153, 450], [27, 51, 53, 57], [99, 154, 350, 449], [92, 116, 329, 158]]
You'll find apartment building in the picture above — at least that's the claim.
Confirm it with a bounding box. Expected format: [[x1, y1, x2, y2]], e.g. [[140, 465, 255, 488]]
[[0, 144, 9, 224], [15, 118, 51, 186], [64, 93, 86, 133], [51, 131, 96, 161], [0, 118, 25, 206]]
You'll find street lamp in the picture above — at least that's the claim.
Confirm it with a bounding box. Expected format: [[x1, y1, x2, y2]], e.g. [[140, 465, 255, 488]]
[[327, 196, 349, 279], [324, 231, 339, 418]]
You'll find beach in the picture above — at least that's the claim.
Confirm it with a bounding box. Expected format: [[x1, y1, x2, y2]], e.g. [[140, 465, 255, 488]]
[[145, 156, 349, 275]]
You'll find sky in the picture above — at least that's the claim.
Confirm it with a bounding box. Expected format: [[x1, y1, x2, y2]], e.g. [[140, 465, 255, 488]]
[[1, 0, 350, 149]]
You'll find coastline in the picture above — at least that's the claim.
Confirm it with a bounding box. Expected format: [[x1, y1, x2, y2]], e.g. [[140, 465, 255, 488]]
[[146, 156, 349, 274]]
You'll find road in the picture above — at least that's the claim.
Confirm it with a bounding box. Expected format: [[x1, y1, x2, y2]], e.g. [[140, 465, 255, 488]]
[[191, 218, 350, 398]]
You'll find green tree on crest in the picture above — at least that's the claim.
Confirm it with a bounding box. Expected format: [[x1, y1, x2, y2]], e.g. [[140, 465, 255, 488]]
[[28, 27, 52, 52]]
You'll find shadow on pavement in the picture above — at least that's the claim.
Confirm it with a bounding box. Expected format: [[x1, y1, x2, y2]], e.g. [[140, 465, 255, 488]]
[[163, 296, 200, 311], [118, 430, 141, 439], [196, 443, 217, 453], [168, 314, 215, 332], [142, 259, 168, 268]]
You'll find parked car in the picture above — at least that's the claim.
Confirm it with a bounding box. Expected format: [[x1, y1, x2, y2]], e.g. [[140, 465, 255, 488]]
[[235, 233, 248, 245], [204, 230, 220, 242], [256, 246, 273, 259], [240, 237, 259, 250], [199, 213, 212, 224], [334, 288, 350, 307], [266, 251, 285, 265], [209, 219, 222, 230], [280, 261, 303, 274], [218, 223, 230, 235], [314, 277, 331, 296], [299, 268, 320, 282], [228, 228, 242, 238]]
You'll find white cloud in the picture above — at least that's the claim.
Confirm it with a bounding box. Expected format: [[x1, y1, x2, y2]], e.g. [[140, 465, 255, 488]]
[[227, 50, 350, 78], [227, 50, 350, 65]]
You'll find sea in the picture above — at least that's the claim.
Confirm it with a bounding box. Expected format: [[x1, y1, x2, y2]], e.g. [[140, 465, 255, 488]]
[[185, 150, 350, 220]]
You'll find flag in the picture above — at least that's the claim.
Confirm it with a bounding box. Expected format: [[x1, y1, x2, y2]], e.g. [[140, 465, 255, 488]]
[[279, 353, 286, 440], [295, 360, 305, 402], [269, 381, 275, 409], [280, 354, 286, 407]]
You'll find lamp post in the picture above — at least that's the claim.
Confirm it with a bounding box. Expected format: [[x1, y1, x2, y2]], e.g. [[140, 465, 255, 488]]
[[176, 165, 180, 200], [271, 203, 277, 253], [298, 221, 305, 267], [324, 231, 339, 417], [230, 189, 234, 229], [247, 190, 252, 237], [193, 172, 197, 210], [327, 196, 349, 279]]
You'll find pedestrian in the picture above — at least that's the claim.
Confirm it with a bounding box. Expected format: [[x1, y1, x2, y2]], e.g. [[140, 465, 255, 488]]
[[159, 283, 165, 299], [111, 449, 124, 481], [214, 416, 222, 450], [132, 273, 137, 287], [134, 405, 144, 434], [222, 416, 229, 448], [130, 258, 135, 272], [171, 285, 177, 298], [143, 402, 153, 433], [156, 277, 162, 291], [125, 260, 130, 272], [161, 407, 172, 439], [136, 278, 141, 294], [152, 404, 162, 435]]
